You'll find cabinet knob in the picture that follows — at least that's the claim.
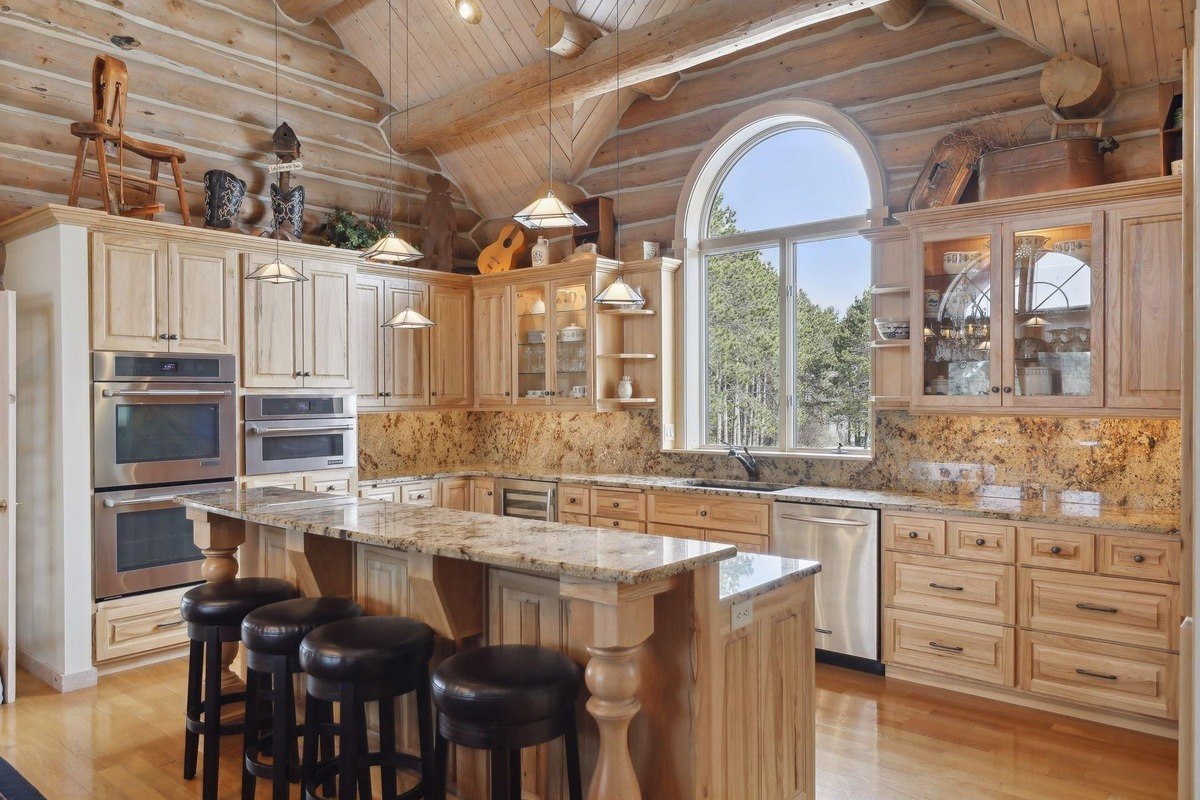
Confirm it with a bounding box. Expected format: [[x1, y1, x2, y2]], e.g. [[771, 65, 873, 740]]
[[569, 498, 577, 504], [1003, 386, 1012, 394], [975, 538, 986, 546], [700, 510, 708, 517], [990, 386, 1000, 393], [159, 333, 169, 340], [294, 371, 303, 377], [908, 531, 919, 538], [504, 391, 510, 397], [612, 520, 619, 527], [612, 501, 619, 508], [431, 391, 438, 397], [1050, 545, 1062, 555], [303, 371, 312, 377], [168, 333, 179, 340], [1133, 554, 1145, 563], [487, 491, 493, 496], [378, 392, 386, 397]]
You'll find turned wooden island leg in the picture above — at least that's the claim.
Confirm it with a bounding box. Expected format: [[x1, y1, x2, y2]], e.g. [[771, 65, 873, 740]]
[[187, 509, 248, 691]]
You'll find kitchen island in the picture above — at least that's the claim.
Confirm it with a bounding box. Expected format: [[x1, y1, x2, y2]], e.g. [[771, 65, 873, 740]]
[[178, 487, 820, 800]]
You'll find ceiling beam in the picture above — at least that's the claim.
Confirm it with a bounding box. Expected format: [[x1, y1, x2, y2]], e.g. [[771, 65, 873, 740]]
[[940, 0, 1054, 55], [537, 7, 606, 58], [870, 0, 925, 30], [391, 0, 884, 152], [276, 0, 347, 25]]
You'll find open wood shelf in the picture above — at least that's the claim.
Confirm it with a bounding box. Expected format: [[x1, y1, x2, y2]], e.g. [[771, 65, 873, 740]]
[[598, 397, 657, 408], [597, 353, 657, 360], [597, 308, 656, 316], [871, 340, 911, 349], [870, 283, 911, 295]]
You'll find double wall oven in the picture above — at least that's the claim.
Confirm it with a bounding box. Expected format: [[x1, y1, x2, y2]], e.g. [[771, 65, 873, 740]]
[[243, 394, 357, 475], [92, 352, 237, 600]]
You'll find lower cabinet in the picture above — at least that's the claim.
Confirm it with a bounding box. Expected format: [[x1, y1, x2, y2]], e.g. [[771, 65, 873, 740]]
[[471, 478, 496, 513], [440, 477, 471, 511], [93, 585, 191, 664], [883, 607, 1014, 687]]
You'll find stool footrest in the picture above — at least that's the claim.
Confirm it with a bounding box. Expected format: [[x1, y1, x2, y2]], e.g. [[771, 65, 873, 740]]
[[185, 691, 247, 738], [302, 750, 427, 800]]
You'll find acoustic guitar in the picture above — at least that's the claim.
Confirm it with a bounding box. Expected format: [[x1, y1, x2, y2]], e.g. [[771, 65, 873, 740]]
[[477, 223, 526, 274]]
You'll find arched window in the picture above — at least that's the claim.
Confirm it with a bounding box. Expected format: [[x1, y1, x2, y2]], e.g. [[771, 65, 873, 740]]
[[676, 102, 884, 456]]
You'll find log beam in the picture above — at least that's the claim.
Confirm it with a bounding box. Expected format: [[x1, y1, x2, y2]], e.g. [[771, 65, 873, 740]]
[[276, 0, 348, 24], [393, 0, 882, 152], [634, 73, 682, 100], [536, 7, 605, 58], [1040, 52, 1115, 119], [870, 0, 925, 30]]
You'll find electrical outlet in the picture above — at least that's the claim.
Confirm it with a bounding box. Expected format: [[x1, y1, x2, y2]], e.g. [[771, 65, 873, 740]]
[[730, 599, 754, 631]]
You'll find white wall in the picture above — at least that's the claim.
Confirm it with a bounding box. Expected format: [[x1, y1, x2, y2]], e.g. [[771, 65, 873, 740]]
[[5, 224, 96, 691]]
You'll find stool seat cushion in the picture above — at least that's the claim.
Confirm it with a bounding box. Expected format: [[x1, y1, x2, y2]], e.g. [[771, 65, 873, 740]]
[[299, 616, 434, 684], [242, 597, 364, 656], [180, 578, 297, 627], [432, 645, 581, 727]]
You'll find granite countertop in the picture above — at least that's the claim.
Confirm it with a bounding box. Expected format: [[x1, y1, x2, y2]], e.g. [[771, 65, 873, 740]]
[[718, 552, 820, 606], [178, 486, 741, 585], [362, 466, 1181, 535]]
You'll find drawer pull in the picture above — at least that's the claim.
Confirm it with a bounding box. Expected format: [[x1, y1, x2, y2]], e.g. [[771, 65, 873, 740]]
[[1050, 546, 1063, 555], [975, 538, 986, 546], [569, 498, 577, 504], [815, 627, 833, 635], [927, 641, 964, 653], [154, 618, 185, 630], [1075, 668, 1118, 681], [1133, 554, 1145, 563], [907, 531, 919, 539], [1075, 602, 1119, 614], [700, 510, 708, 517], [612, 520, 619, 527], [613, 501, 619, 508], [928, 583, 964, 592]]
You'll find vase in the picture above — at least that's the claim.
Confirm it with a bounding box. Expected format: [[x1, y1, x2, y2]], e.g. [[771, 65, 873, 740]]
[[531, 236, 550, 267], [617, 376, 633, 400], [202, 170, 246, 229]]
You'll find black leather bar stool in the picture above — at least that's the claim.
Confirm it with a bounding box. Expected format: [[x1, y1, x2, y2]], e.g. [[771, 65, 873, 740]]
[[299, 616, 437, 800], [430, 645, 584, 800], [241, 597, 365, 800], [180, 577, 298, 800]]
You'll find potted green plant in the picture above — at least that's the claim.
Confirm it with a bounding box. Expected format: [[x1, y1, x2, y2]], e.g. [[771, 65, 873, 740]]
[[322, 208, 385, 251]]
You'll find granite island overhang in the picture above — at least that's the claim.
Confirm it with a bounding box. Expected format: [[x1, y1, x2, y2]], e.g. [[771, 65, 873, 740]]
[[178, 486, 821, 800]]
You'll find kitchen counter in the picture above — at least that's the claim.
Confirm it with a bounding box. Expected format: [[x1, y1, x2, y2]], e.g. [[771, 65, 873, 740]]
[[363, 465, 1181, 535]]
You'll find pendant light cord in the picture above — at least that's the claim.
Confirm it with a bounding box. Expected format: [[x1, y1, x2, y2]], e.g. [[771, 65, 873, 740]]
[[546, 0, 553, 194], [274, 2, 281, 262], [614, 0, 621, 267], [404, 0, 413, 294]]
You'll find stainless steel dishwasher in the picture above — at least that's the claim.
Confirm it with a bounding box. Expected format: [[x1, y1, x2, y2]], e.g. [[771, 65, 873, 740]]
[[771, 501, 881, 672], [494, 478, 558, 521]]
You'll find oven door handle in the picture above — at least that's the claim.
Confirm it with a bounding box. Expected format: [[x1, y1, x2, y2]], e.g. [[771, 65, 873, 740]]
[[247, 425, 355, 435], [101, 389, 232, 398], [102, 494, 182, 508]]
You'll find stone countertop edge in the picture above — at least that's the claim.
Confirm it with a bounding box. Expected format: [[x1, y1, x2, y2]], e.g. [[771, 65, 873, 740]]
[[362, 467, 1181, 536], [717, 553, 821, 606], [176, 488, 742, 586]]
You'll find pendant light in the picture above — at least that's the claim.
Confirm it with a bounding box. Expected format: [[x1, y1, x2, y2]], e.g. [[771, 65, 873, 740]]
[[381, 0, 435, 329], [593, 0, 645, 308], [247, 2, 306, 284], [455, 0, 484, 24], [514, 2, 585, 229]]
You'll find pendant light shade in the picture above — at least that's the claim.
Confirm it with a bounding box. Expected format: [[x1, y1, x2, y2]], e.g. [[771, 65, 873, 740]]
[[593, 275, 644, 307], [361, 231, 423, 265], [514, 190, 585, 229], [455, 0, 484, 24], [246, 257, 307, 284], [382, 305, 436, 329]]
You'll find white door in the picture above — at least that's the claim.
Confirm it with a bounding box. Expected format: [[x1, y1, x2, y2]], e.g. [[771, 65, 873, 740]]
[[0, 291, 15, 702]]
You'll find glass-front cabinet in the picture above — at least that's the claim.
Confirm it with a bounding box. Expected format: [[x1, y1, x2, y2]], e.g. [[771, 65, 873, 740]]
[[513, 276, 595, 406], [514, 282, 551, 404], [913, 213, 1104, 410]]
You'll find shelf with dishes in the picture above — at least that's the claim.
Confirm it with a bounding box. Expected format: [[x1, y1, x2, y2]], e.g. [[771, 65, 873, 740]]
[[597, 353, 657, 360]]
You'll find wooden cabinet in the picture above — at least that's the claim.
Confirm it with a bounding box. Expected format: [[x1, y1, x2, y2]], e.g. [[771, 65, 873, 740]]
[[1018, 527, 1094, 572], [471, 478, 496, 513], [1019, 569, 1178, 651], [473, 285, 512, 405], [429, 286, 472, 406], [884, 607, 1014, 687], [94, 585, 191, 663], [92, 233, 237, 354], [590, 488, 645, 521], [646, 491, 770, 535], [243, 255, 354, 389], [359, 480, 439, 506], [558, 484, 590, 517], [384, 281, 430, 407], [354, 275, 387, 410], [440, 477, 471, 511], [882, 514, 946, 554], [884, 552, 1015, 625]]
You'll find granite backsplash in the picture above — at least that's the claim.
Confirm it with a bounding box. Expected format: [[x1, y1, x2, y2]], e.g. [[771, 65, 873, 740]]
[[358, 409, 1181, 512]]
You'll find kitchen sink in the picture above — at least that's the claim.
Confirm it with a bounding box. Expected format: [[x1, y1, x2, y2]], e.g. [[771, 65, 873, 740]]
[[681, 478, 793, 493]]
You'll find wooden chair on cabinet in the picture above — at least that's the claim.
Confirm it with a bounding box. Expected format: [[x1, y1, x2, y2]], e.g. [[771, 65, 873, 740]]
[[67, 55, 192, 224]]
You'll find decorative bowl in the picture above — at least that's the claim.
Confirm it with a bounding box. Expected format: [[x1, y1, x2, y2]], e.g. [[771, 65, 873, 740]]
[[558, 324, 586, 342], [526, 329, 545, 344], [874, 317, 910, 340], [943, 251, 984, 274]]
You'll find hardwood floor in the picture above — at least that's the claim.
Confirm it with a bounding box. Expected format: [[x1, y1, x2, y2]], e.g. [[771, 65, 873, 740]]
[[0, 660, 1179, 799]]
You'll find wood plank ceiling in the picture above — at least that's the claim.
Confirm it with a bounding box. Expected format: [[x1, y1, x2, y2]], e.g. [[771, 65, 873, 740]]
[[325, 0, 701, 219]]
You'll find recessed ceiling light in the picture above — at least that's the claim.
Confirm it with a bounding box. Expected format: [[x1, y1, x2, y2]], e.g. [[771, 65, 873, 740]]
[[456, 0, 483, 24]]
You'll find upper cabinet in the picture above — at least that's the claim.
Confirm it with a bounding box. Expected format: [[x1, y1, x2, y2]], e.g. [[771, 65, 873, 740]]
[[897, 178, 1182, 415], [92, 232, 237, 354], [429, 285, 472, 407], [243, 255, 354, 389], [474, 285, 512, 406]]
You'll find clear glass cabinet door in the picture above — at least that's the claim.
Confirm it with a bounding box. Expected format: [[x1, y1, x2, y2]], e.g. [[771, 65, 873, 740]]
[[917, 228, 1000, 407], [1005, 217, 1103, 406], [551, 279, 591, 404], [514, 283, 550, 404]]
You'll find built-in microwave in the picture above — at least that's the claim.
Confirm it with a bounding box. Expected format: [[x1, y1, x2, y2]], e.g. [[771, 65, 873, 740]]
[[243, 394, 357, 475], [92, 352, 237, 490]]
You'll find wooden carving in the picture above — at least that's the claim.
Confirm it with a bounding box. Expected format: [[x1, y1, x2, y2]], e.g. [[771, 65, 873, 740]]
[[420, 173, 457, 272], [477, 224, 526, 274], [906, 131, 978, 211]]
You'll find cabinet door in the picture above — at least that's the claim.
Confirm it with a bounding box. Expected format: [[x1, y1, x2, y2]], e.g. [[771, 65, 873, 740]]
[[91, 232, 170, 352], [355, 276, 387, 409], [301, 260, 354, 389], [168, 242, 238, 355], [429, 285, 472, 406], [1105, 203, 1183, 410], [257, 527, 293, 582], [440, 477, 471, 510], [384, 281, 430, 407], [243, 253, 302, 388], [549, 278, 593, 405], [514, 283, 551, 405], [471, 478, 496, 513], [912, 226, 1002, 409], [474, 285, 513, 405]]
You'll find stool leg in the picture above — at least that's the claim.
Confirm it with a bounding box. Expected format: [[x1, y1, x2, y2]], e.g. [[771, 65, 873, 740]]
[[170, 156, 191, 225], [146, 159, 160, 213], [564, 709, 583, 800], [508, 750, 521, 799], [340, 684, 362, 800], [379, 697, 397, 800], [92, 138, 115, 214], [415, 669, 435, 800], [320, 700, 337, 797], [271, 662, 291, 800], [202, 629, 223, 800], [489, 749, 509, 800], [302, 691, 320, 792], [68, 138, 88, 206], [183, 639, 203, 780], [241, 667, 260, 800], [357, 705, 373, 800], [432, 727, 449, 800]]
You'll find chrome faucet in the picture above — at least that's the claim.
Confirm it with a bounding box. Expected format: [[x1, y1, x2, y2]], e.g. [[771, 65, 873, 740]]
[[724, 443, 759, 482]]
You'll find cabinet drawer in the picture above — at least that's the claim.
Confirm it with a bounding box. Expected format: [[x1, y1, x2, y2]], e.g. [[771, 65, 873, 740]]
[[95, 590, 190, 663], [560, 485, 591, 514], [883, 515, 946, 555], [884, 608, 1014, 687], [1020, 631, 1177, 720], [1098, 536, 1180, 583], [1018, 527, 1094, 572], [946, 520, 1015, 563], [884, 552, 1014, 625], [312, 478, 351, 495], [559, 511, 592, 526], [360, 487, 400, 503], [401, 481, 438, 506], [1020, 569, 1179, 651], [591, 515, 645, 533], [647, 521, 703, 538], [647, 493, 769, 534], [591, 489, 645, 521], [707, 529, 769, 554]]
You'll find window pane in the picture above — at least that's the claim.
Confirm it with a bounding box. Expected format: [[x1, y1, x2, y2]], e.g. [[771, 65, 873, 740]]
[[704, 246, 781, 449], [792, 236, 872, 452], [706, 128, 871, 237]]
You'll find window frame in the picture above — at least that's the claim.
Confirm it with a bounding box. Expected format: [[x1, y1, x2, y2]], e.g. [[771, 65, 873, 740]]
[[675, 102, 887, 459]]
